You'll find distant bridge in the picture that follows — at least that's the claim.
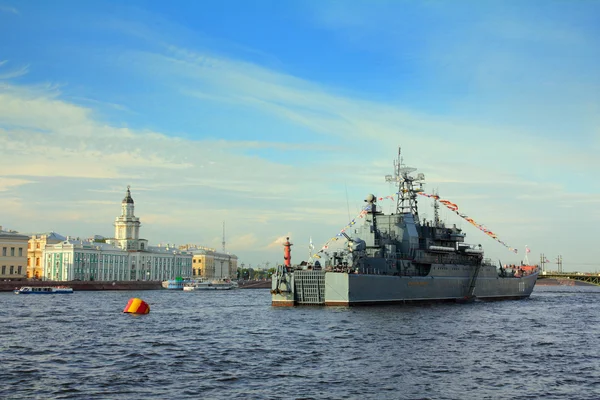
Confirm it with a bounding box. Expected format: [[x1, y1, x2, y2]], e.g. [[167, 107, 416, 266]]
[[538, 273, 600, 286]]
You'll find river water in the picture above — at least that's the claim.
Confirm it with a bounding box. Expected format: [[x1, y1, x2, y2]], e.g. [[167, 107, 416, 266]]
[[1, 285, 599, 400]]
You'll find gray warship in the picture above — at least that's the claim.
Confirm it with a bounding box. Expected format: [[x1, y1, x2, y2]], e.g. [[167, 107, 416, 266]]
[[271, 148, 539, 306]]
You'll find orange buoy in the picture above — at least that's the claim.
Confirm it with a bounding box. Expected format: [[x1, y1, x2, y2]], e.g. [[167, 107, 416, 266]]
[[123, 298, 150, 314]]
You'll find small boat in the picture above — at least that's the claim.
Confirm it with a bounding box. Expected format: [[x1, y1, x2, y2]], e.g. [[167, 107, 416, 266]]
[[161, 278, 192, 290], [14, 286, 74, 294], [183, 279, 238, 291]]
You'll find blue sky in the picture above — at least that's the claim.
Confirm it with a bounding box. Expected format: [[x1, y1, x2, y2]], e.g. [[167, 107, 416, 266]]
[[1, 0, 599, 270]]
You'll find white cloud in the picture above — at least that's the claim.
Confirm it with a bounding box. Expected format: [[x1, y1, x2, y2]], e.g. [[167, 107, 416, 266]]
[[1, 33, 599, 267], [124, 44, 600, 181], [0, 177, 34, 191], [0, 5, 18, 15], [0, 64, 29, 80]]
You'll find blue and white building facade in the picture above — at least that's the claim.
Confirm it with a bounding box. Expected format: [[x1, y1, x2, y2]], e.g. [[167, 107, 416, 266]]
[[43, 187, 192, 281]]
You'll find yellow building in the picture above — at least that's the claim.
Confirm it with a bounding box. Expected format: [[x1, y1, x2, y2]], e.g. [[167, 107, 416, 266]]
[[27, 232, 66, 279], [179, 245, 238, 280], [0, 226, 29, 280]]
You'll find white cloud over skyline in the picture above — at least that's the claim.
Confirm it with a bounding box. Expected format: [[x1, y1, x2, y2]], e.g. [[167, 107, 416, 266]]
[[0, 1, 598, 270]]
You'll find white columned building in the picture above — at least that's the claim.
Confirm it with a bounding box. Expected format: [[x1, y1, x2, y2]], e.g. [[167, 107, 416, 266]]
[[43, 187, 192, 281]]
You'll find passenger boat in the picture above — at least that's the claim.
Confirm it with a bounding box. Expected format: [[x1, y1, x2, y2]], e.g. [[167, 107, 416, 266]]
[[14, 286, 74, 294], [161, 278, 192, 290], [183, 279, 238, 291]]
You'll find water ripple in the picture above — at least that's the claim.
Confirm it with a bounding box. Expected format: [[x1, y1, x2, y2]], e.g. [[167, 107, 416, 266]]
[[1, 286, 600, 399]]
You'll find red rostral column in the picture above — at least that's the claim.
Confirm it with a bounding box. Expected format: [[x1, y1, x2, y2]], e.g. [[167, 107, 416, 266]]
[[283, 237, 292, 269]]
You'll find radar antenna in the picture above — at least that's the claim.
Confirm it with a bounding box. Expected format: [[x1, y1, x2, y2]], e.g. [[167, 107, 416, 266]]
[[222, 221, 226, 252], [433, 189, 440, 227], [384, 147, 425, 221]]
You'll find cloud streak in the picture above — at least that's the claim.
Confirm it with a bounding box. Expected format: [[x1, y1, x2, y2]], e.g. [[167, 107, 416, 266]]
[[1, 2, 599, 268], [0, 5, 18, 15], [0, 63, 29, 80]]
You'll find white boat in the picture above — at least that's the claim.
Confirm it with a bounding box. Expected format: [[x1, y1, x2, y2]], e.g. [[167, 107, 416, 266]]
[[14, 286, 74, 294], [183, 279, 238, 291], [161, 279, 191, 290]]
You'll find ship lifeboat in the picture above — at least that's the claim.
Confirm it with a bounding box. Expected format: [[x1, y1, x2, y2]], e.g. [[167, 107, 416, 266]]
[[428, 246, 455, 252], [464, 248, 484, 254]]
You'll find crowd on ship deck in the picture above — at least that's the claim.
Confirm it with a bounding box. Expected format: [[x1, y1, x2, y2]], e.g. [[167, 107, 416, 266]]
[[499, 263, 539, 278]]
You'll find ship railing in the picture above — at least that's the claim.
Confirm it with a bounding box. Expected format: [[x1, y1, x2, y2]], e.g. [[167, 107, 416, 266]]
[[415, 254, 480, 266], [394, 253, 414, 260]]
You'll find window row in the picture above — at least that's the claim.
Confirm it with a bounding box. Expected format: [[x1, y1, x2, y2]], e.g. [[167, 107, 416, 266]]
[[1, 265, 24, 275], [1, 247, 24, 257]]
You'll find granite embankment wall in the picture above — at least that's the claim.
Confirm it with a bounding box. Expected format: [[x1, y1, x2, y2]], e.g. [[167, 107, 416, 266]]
[[0, 280, 163, 292], [237, 280, 271, 289], [1, 279, 272, 292]]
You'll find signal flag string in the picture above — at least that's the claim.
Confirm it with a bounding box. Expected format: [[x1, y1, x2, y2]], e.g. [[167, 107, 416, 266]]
[[416, 192, 518, 253], [310, 192, 518, 261]]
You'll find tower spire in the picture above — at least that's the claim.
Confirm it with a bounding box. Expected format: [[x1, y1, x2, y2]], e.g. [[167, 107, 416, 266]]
[[114, 185, 141, 250], [122, 185, 134, 204], [222, 221, 226, 252]]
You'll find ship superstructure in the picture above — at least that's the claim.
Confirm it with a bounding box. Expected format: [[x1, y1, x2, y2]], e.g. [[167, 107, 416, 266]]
[[271, 148, 538, 306]]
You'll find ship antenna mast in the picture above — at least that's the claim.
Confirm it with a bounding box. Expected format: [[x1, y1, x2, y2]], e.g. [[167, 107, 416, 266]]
[[222, 221, 226, 252], [385, 147, 425, 221], [433, 189, 440, 227]]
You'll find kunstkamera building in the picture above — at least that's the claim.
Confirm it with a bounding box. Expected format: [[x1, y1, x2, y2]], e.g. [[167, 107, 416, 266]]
[[43, 187, 193, 281]]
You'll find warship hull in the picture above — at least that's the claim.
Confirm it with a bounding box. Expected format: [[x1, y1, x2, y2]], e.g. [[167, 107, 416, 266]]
[[272, 266, 538, 307]]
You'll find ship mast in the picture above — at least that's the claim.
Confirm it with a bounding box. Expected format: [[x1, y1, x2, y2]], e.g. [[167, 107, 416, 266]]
[[433, 190, 440, 227], [222, 221, 226, 252], [385, 147, 425, 222]]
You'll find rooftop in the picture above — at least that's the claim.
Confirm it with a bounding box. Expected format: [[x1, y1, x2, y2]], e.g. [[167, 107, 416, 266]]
[[0, 229, 30, 240]]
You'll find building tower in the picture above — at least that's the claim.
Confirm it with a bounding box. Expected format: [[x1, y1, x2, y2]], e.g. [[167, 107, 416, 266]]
[[114, 186, 142, 250]]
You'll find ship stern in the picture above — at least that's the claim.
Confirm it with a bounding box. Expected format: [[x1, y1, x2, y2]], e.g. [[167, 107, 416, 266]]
[[271, 267, 295, 306]]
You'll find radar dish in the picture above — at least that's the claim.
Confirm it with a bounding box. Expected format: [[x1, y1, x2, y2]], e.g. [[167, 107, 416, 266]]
[[416, 173, 425, 181], [400, 167, 417, 174]]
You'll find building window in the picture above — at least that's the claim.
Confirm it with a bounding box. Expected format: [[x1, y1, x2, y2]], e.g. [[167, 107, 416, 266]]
[[18, 266, 22, 274], [36, 243, 40, 249], [18, 248, 23, 257], [11, 247, 15, 256], [2, 247, 5, 256], [36, 258, 40, 267], [1, 266, 5, 274], [10, 266, 14, 274]]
